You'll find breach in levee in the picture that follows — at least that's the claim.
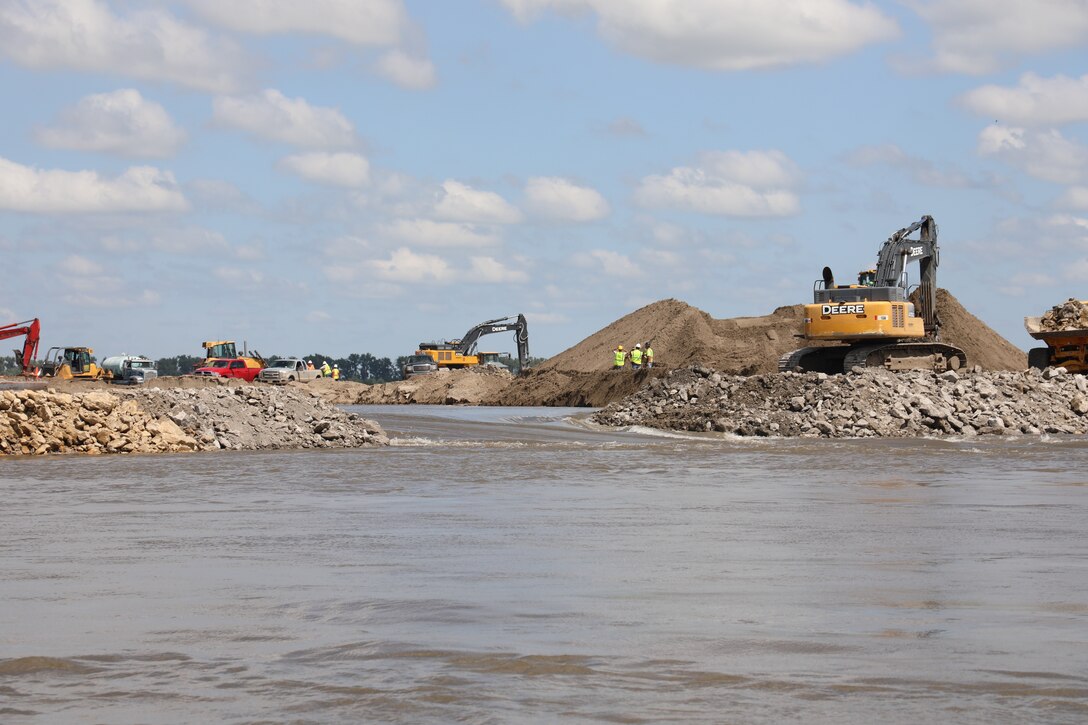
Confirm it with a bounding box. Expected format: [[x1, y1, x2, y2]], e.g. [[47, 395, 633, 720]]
[[780, 215, 967, 374]]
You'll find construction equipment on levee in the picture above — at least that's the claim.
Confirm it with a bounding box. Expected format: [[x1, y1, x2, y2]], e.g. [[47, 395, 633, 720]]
[[1, 318, 41, 375], [199, 340, 265, 369], [414, 314, 530, 373], [38, 346, 105, 380], [779, 215, 967, 374], [1024, 300, 1088, 373]]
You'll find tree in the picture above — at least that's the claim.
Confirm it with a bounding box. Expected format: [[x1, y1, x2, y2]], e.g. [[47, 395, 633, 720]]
[[155, 355, 202, 376]]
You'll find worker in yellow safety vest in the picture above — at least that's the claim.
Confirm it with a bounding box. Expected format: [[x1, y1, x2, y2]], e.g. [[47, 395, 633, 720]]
[[332, 364, 340, 381], [320, 360, 332, 378], [645, 343, 654, 368], [612, 345, 626, 370], [630, 343, 643, 370]]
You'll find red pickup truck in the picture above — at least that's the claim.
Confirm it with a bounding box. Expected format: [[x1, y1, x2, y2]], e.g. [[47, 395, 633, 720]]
[[192, 358, 263, 382]]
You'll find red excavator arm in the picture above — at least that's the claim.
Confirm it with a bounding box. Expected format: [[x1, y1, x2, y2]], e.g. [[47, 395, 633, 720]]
[[0, 318, 41, 374]]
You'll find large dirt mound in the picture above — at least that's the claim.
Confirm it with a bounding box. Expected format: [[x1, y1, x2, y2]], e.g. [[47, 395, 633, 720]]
[[928, 289, 1025, 370], [541, 291, 1023, 374]]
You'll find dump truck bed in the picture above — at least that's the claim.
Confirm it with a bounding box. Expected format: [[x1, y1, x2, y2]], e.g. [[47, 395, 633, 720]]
[[1024, 316, 1088, 342]]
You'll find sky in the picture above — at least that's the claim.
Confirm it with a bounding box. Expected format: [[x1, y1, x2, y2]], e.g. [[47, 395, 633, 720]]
[[2, 0, 1087, 362]]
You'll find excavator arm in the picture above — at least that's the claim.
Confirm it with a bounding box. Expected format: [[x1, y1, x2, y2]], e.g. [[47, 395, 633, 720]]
[[455, 314, 531, 372], [0, 318, 41, 373], [873, 215, 940, 336]]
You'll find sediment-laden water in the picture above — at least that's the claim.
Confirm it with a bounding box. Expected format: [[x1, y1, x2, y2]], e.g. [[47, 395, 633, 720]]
[[2, 406, 1087, 723]]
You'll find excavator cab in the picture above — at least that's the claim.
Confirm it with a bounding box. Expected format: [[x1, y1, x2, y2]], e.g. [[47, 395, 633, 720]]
[[40, 346, 103, 380], [857, 269, 877, 287]]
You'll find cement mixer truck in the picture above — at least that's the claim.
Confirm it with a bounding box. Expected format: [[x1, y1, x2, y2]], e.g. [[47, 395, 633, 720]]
[[102, 354, 158, 385]]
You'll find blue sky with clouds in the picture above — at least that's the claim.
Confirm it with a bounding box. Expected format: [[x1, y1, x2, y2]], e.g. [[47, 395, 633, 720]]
[[2, 0, 1087, 361]]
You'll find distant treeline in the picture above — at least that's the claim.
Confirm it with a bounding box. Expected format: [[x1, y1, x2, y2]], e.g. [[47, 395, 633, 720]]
[[1, 352, 546, 379], [0, 353, 408, 382], [156, 353, 409, 381]]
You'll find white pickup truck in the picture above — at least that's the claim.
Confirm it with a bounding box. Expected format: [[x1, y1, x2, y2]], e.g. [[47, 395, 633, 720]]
[[257, 358, 322, 384]]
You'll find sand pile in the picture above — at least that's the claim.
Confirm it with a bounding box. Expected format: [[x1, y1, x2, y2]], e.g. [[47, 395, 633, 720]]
[[594, 364, 1088, 438], [0, 385, 388, 457], [541, 291, 1024, 374], [1040, 298, 1088, 332]]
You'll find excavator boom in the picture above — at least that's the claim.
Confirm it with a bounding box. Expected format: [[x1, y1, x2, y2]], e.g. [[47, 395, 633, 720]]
[[0, 318, 41, 374]]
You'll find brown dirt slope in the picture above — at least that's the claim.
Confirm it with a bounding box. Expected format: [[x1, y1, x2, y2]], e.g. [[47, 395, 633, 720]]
[[931, 289, 1025, 370], [540, 290, 1024, 374], [537, 299, 807, 375]]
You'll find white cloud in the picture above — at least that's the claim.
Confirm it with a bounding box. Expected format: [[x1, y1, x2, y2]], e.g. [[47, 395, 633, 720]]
[[844, 143, 975, 187], [500, 0, 898, 70], [213, 89, 356, 148], [35, 89, 186, 158], [0, 0, 247, 93], [960, 73, 1088, 126], [371, 247, 453, 282], [186, 179, 260, 213], [1055, 187, 1088, 211], [54, 253, 159, 307], [0, 157, 188, 213], [469, 256, 529, 283], [214, 267, 265, 287], [380, 219, 500, 247], [572, 249, 643, 278], [278, 152, 371, 187], [434, 180, 523, 224], [526, 311, 569, 324], [523, 177, 611, 221], [635, 149, 801, 217], [905, 0, 1088, 74], [58, 255, 104, 276], [186, 0, 410, 47], [978, 126, 1088, 185], [101, 226, 226, 255], [374, 49, 437, 90]]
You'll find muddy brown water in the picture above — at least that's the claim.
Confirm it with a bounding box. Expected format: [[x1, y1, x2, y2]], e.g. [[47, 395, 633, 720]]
[[3, 405, 1087, 723]]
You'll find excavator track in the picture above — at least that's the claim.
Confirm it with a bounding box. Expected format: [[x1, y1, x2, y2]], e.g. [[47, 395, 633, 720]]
[[780, 342, 967, 374], [778, 346, 850, 374], [842, 342, 967, 372]]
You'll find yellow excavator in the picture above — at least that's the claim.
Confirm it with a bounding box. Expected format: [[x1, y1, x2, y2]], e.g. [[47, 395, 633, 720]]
[[780, 215, 967, 374], [39, 346, 104, 380], [413, 314, 530, 372]]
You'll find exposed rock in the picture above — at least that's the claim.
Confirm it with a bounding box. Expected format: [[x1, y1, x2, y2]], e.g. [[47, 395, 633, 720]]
[[0, 386, 388, 457], [592, 364, 1088, 438], [1040, 298, 1088, 332]]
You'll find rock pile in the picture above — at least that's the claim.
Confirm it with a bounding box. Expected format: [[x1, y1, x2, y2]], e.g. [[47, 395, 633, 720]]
[[593, 364, 1088, 438], [1040, 298, 1088, 332], [0, 385, 388, 457]]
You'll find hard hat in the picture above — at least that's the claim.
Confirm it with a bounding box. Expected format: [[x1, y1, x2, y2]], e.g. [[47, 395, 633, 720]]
[[635, 343, 641, 348], [334, 364, 339, 368], [618, 345, 624, 350]]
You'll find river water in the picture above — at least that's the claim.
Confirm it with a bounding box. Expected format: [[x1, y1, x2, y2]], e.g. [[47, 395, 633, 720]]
[[2, 405, 1087, 723]]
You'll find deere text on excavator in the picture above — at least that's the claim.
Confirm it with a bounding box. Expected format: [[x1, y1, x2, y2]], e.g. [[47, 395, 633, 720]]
[[780, 215, 967, 374], [413, 314, 530, 374]]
